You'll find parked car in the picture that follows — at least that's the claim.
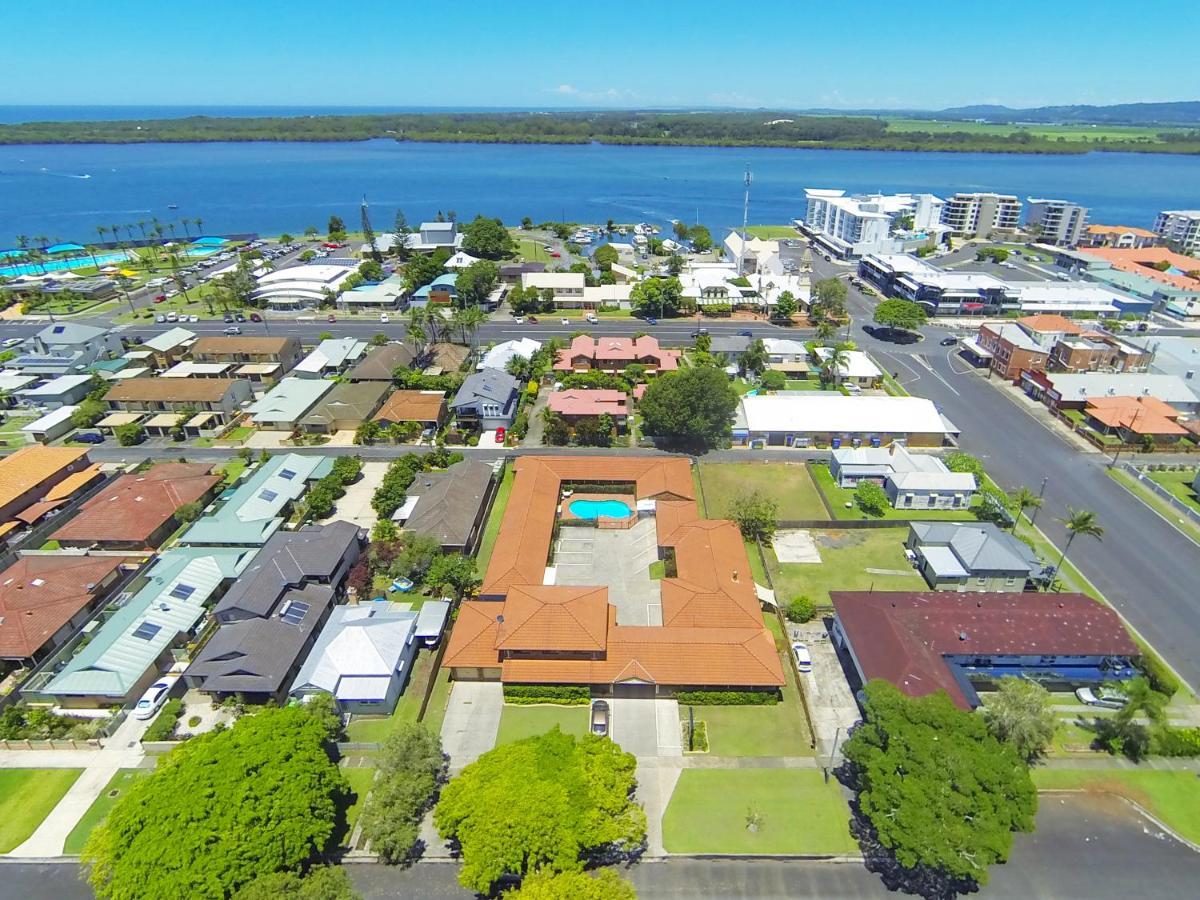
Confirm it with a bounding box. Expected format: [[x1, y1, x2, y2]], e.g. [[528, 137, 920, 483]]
[[224, 326, 241, 335], [153, 295, 166, 304], [495, 426, 506, 444], [187, 314, 199, 323], [791, 642, 812, 673], [133, 675, 178, 720], [155, 314, 167, 323], [549, 251, 561, 258], [643, 316, 657, 325], [591, 700, 610, 736], [223, 313, 234, 323], [844, 383, 861, 394], [165, 312, 178, 322], [940, 336, 958, 346], [234, 313, 246, 322], [73, 431, 105, 444], [527, 315, 539, 324], [1, 337, 23, 348], [512, 316, 525, 325], [1075, 686, 1127, 710]]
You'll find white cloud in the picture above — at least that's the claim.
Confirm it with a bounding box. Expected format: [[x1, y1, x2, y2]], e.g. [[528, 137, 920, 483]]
[[552, 84, 578, 95], [544, 85, 638, 104]]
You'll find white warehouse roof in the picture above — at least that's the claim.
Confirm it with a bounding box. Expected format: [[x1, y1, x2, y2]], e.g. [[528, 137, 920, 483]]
[[738, 394, 958, 436]]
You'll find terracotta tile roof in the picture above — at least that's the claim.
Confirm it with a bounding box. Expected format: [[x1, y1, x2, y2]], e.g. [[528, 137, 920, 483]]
[[0, 446, 89, 514], [547, 389, 629, 418], [104, 377, 241, 403], [1080, 246, 1200, 291], [43, 465, 104, 503], [1017, 314, 1085, 335], [554, 335, 681, 371], [443, 456, 784, 688], [832, 591, 1138, 709], [52, 463, 220, 546], [1086, 224, 1157, 238], [0, 555, 126, 658], [373, 390, 447, 424], [1084, 396, 1186, 436]]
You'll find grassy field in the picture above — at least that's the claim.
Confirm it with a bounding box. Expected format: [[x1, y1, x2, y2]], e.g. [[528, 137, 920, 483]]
[[344, 650, 438, 743], [340, 766, 377, 842], [0, 413, 36, 449], [698, 462, 827, 520], [474, 461, 514, 573], [810, 463, 979, 522], [663, 769, 856, 855], [514, 238, 554, 263], [1033, 769, 1200, 845], [767, 527, 923, 607], [744, 225, 800, 240], [0, 769, 83, 853], [882, 118, 1181, 144], [1108, 468, 1200, 545], [495, 705, 589, 745], [217, 457, 249, 485], [1147, 468, 1200, 513], [422, 666, 453, 736], [63, 768, 151, 854]]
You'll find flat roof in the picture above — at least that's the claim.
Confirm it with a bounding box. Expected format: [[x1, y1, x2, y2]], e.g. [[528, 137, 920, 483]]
[[738, 394, 956, 436]]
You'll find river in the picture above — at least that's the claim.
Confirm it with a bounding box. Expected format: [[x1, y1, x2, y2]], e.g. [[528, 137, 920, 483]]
[[2, 139, 1198, 245]]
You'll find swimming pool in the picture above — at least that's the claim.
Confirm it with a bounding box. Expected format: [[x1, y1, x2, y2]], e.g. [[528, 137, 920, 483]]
[[568, 498, 633, 520], [0, 250, 134, 277]]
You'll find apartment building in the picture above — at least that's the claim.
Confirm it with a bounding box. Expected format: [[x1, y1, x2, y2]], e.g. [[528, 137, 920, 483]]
[[941, 193, 1022, 238], [1153, 210, 1200, 255], [1025, 198, 1089, 246], [189, 336, 304, 373], [104, 377, 253, 423], [801, 189, 944, 258]]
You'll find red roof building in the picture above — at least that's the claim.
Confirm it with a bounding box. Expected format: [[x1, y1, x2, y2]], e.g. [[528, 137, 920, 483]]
[[547, 389, 630, 421], [831, 590, 1138, 708], [554, 335, 681, 374], [0, 555, 130, 662]]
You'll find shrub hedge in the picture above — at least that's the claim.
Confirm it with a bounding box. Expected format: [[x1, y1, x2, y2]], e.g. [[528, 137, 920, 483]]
[[1151, 726, 1200, 757], [1136, 650, 1181, 698], [675, 690, 780, 706], [502, 685, 590, 705], [142, 699, 184, 742]]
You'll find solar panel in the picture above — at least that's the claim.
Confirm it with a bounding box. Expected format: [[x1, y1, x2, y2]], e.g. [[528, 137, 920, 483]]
[[278, 468, 297, 481], [259, 489, 278, 502], [132, 622, 162, 641], [280, 601, 309, 625], [168, 583, 196, 601]]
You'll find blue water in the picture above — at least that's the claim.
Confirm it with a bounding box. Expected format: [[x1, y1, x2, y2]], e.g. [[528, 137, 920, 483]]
[[0, 244, 217, 276], [569, 498, 633, 520], [1, 139, 1198, 245]]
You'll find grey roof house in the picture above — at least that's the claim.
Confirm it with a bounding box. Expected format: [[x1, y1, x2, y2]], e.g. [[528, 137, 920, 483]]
[[831, 444, 977, 510], [347, 343, 415, 381], [185, 521, 364, 702], [449, 368, 520, 431], [289, 601, 418, 714], [247, 377, 335, 430], [12, 323, 125, 376], [907, 522, 1042, 592], [393, 459, 496, 553]]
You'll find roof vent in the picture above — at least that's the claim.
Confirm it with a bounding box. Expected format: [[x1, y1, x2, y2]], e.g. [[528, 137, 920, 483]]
[[958, 631, 968, 641]]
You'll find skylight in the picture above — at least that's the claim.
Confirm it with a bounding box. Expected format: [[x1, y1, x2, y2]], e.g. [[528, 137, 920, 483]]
[[168, 583, 196, 601], [259, 489, 278, 502], [278, 468, 298, 480], [132, 622, 162, 641]]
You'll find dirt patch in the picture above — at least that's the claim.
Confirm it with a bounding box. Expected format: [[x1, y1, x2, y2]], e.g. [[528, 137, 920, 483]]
[[814, 529, 868, 550]]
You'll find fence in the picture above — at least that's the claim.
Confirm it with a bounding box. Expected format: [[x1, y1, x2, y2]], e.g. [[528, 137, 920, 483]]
[[1122, 464, 1200, 530]]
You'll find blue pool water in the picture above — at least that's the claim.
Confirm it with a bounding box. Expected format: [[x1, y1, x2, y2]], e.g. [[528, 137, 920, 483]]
[[568, 499, 632, 520]]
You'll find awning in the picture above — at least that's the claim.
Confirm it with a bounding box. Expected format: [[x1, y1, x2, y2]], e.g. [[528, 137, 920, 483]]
[[235, 363, 280, 376], [16, 499, 67, 525], [45, 465, 102, 502], [391, 495, 420, 522], [755, 583, 777, 608], [959, 336, 993, 359], [97, 412, 144, 428], [0, 520, 22, 539], [185, 413, 216, 428], [145, 413, 185, 428]]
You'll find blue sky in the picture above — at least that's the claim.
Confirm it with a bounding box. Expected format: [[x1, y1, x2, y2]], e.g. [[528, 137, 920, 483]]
[[1, 1, 1194, 110]]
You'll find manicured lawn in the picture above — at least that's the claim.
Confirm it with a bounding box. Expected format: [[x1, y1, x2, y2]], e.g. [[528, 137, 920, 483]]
[[698, 462, 827, 520], [474, 461, 514, 573], [63, 768, 151, 854], [1033, 769, 1200, 845], [1147, 468, 1200, 514], [38, 540, 62, 551], [785, 379, 826, 391], [217, 457, 249, 485], [340, 766, 377, 840], [0, 414, 35, 449], [663, 769, 855, 855], [495, 705, 589, 745], [744, 225, 800, 240], [421, 666, 453, 736], [811, 463, 979, 522], [766, 527, 922, 607], [0, 769, 84, 853], [1108, 468, 1200, 545], [215, 426, 254, 444], [514, 238, 552, 263], [344, 651, 437, 743]]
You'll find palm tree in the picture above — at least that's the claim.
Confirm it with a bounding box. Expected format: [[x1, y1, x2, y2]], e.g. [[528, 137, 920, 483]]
[[1009, 486, 1043, 533], [137, 220, 149, 243], [457, 305, 488, 348], [85, 245, 102, 271], [195, 217, 204, 237], [95, 226, 108, 247], [820, 346, 849, 386], [816, 319, 837, 342], [1054, 508, 1104, 584]]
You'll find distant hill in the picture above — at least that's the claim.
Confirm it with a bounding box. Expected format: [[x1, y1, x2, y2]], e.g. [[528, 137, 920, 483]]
[[934, 102, 1200, 126]]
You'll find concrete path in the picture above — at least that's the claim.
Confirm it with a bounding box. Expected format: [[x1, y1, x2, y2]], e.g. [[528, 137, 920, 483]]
[[440, 682, 503, 773], [773, 529, 821, 564], [635, 758, 683, 857]]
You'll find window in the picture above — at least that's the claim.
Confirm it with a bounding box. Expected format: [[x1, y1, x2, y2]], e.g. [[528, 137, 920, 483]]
[[259, 489, 278, 502], [132, 621, 162, 641], [1005, 576, 1017, 586], [976, 577, 987, 586], [169, 583, 196, 601]]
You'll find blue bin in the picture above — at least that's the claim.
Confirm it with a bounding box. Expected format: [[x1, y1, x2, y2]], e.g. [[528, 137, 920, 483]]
[[831, 438, 842, 449]]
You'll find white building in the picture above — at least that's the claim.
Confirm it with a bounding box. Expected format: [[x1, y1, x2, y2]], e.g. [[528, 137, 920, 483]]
[[941, 193, 1022, 238], [734, 394, 959, 447], [1153, 210, 1200, 255], [251, 264, 356, 309], [477, 338, 541, 372], [520, 272, 585, 306], [1026, 198, 1089, 246], [293, 338, 368, 379], [800, 190, 945, 258], [812, 348, 883, 386]]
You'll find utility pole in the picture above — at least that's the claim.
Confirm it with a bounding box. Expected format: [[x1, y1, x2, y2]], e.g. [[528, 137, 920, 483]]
[[1028, 475, 1049, 526], [738, 165, 752, 277], [1108, 404, 1143, 469]]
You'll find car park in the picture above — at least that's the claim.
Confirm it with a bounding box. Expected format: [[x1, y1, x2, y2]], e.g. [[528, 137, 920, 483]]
[[133, 676, 178, 720], [590, 700, 610, 736], [791, 642, 812, 673]]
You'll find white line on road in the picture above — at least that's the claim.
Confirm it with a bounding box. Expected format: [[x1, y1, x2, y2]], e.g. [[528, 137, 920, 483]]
[[914, 354, 960, 396]]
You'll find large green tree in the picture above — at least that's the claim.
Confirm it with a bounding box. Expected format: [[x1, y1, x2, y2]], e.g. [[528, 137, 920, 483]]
[[454, 259, 499, 308], [629, 277, 684, 318], [592, 243, 619, 271], [233, 867, 360, 900], [809, 277, 848, 324], [729, 490, 778, 544], [360, 722, 445, 863], [980, 677, 1057, 762], [511, 869, 638, 899], [434, 729, 645, 894], [872, 298, 927, 332], [843, 681, 1037, 890], [83, 706, 349, 900], [461, 215, 515, 259], [639, 366, 739, 450]]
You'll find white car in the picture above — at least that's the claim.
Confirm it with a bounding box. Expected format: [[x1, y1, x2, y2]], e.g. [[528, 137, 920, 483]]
[[1075, 686, 1126, 710], [1, 337, 23, 348], [379, 313, 389, 324], [133, 675, 178, 720], [560, 318, 570, 325], [791, 642, 812, 673], [187, 314, 199, 323], [513, 316, 525, 325]]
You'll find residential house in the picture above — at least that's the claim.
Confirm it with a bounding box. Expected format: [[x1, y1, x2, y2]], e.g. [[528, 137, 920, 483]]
[[35, 547, 254, 707], [337, 274, 406, 312], [104, 378, 253, 427], [1048, 334, 1150, 374], [0, 371, 39, 398], [547, 389, 630, 428], [247, 377, 335, 430], [1082, 224, 1158, 250], [299, 381, 389, 433], [292, 338, 368, 379], [185, 521, 364, 703], [708, 335, 752, 362], [449, 368, 520, 431], [189, 336, 304, 378], [179, 454, 335, 547], [19, 406, 78, 444], [11, 323, 124, 377], [734, 395, 958, 448], [17, 374, 96, 409], [141, 327, 196, 368], [478, 338, 541, 372], [412, 220, 460, 252], [347, 343, 416, 382], [410, 273, 459, 307], [1083, 395, 1188, 444], [289, 601, 419, 714], [906, 523, 1041, 592], [500, 261, 546, 282], [520, 272, 585, 306], [831, 590, 1136, 708], [160, 361, 235, 379], [553, 335, 681, 375], [373, 390, 448, 430], [52, 462, 221, 550], [812, 348, 882, 387], [0, 446, 99, 540], [444, 250, 481, 270], [761, 338, 811, 379], [830, 444, 976, 509], [0, 555, 129, 665], [1020, 371, 1200, 414], [394, 459, 496, 554]]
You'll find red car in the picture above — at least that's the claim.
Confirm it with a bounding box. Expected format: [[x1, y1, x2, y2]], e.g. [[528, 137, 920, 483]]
[[249, 312, 262, 322], [527, 315, 539, 324], [327, 314, 337, 323], [153, 294, 166, 303], [549, 251, 561, 258], [495, 427, 506, 444]]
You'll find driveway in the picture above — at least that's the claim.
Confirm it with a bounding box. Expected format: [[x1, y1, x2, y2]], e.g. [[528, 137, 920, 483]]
[[610, 696, 682, 857], [440, 681, 503, 772], [791, 623, 860, 760], [320, 460, 387, 530]]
